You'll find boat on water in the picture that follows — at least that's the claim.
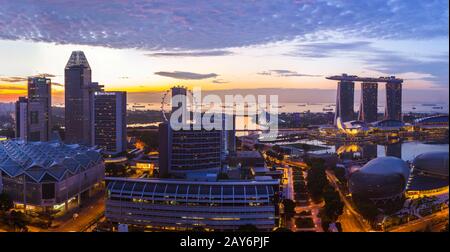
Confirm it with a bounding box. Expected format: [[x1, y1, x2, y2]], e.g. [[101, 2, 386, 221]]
[[297, 104, 307, 107], [432, 106, 444, 109], [322, 108, 334, 112]]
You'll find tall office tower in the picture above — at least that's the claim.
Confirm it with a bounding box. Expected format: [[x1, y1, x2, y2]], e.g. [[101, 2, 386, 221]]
[[159, 122, 224, 178], [27, 77, 52, 141], [15, 97, 28, 140], [92, 91, 127, 155], [385, 81, 402, 121], [65, 51, 102, 145], [358, 82, 378, 123], [334, 80, 355, 125]]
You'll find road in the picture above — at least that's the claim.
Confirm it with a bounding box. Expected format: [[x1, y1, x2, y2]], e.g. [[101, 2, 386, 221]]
[[388, 210, 449, 232], [326, 171, 371, 232]]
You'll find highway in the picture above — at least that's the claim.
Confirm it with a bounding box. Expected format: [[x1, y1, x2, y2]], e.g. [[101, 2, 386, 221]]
[[326, 170, 371, 232]]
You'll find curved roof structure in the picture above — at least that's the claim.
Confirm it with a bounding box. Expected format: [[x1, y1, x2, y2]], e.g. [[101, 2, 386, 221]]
[[336, 117, 369, 135], [414, 115, 449, 125], [412, 152, 449, 178], [0, 140, 102, 183], [349, 157, 410, 199], [371, 119, 405, 129]]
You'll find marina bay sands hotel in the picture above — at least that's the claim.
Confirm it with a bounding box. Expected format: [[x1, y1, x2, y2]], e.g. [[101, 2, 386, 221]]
[[327, 74, 403, 125]]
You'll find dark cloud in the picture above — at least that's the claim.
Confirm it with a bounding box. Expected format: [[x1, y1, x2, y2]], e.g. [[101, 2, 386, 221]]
[[154, 71, 218, 80], [0, 1, 447, 50], [51, 82, 64, 87], [258, 70, 321, 77], [145, 50, 233, 57]]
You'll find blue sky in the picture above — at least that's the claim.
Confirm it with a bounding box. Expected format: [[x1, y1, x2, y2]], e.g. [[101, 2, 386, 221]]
[[0, 0, 448, 103]]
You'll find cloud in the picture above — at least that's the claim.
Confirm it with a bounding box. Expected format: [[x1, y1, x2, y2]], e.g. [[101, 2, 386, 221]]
[[0, 76, 28, 83], [154, 71, 218, 80], [212, 79, 229, 84], [0, 1, 447, 50], [289, 41, 449, 87], [51, 82, 64, 87], [258, 70, 321, 77], [145, 50, 233, 57]]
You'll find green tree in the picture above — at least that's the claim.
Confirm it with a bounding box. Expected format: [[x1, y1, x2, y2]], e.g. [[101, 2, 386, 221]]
[[0, 193, 14, 213]]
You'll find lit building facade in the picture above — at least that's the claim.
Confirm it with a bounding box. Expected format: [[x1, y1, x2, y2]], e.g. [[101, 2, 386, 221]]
[[0, 140, 104, 212], [159, 122, 224, 178], [105, 177, 279, 231], [92, 91, 127, 155]]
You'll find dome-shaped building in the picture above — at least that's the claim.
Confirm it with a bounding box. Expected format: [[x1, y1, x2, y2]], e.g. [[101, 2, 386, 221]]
[[349, 156, 410, 213], [406, 152, 449, 199]]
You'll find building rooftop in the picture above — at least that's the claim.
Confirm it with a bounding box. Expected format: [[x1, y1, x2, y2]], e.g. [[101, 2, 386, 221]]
[[0, 140, 102, 182], [65, 51, 91, 69]]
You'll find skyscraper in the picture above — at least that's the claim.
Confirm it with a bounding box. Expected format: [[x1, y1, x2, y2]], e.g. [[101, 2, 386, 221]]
[[335, 80, 355, 125], [64, 51, 102, 145], [92, 91, 127, 155], [15, 77, 52, 142], [385, 81, 402, 121], [15, 97, 28, 140], [158, 122, 224, 178], [358, 82, 378, 123]]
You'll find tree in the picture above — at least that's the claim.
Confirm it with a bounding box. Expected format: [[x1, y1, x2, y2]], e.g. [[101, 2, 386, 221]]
[[306, 161, 327, 202], [282, 199, 296, 217], [8, 210, 29, 232], [322, 185, 344, 222], [0, 193, 14, 213]]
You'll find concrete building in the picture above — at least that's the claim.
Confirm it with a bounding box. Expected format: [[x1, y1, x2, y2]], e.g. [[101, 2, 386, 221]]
[[0, 139, 104, 213], [358, 82, 378, 123], [92, 91, 127, 155], [105, 177, 279, 231], [15, 77, 52, 142], [64, 51, 103, 145]]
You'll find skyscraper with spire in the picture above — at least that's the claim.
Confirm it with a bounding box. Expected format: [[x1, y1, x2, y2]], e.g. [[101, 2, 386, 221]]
[[64, 51, 103, 145]]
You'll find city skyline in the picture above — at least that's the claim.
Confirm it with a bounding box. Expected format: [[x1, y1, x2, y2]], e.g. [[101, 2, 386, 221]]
[[0, 1, 448, 104]]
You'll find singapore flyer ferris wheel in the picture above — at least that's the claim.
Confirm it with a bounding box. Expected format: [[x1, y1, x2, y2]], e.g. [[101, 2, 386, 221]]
[[160, 86, 198, 122]]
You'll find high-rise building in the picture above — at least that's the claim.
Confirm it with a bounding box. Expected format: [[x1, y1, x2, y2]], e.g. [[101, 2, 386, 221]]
[[159, 122, 224, 178], [27, 77, 52, 141], [64, 51, 102, 145], [15, 97, 28, 140], [385, 81, 402, 121], [335, 80, 355, 125], [15, 77, 52, 142], [92, 91, 127, 155], [358, 82, 378, 123]]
